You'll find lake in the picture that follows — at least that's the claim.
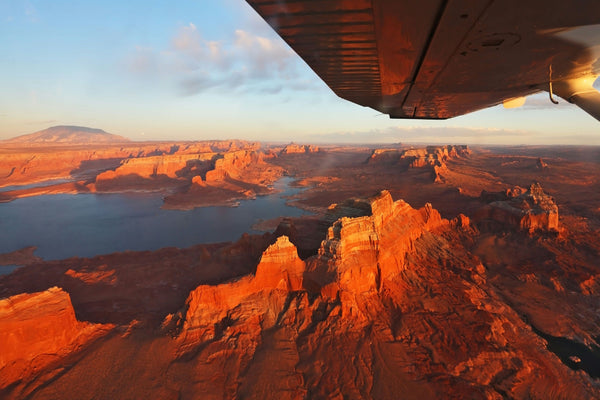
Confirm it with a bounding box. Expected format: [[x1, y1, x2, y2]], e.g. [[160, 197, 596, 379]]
[[0, 177, 309, 262]]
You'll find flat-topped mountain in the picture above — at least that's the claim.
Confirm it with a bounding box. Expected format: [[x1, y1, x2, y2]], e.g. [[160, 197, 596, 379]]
[[4, 125, 130, 144]]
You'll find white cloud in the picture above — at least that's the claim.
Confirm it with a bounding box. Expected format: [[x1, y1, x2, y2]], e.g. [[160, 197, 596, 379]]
[[126, 23, 309, 97], [24, 0, 38, 22]]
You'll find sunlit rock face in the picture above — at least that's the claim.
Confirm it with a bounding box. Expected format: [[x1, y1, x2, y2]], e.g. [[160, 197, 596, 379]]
[[178, 236, 305, 347], [169, 191, 596, 399], [314, 191, 444, 295], [367, 145, 470, 182], [95, 154, 216, 181], [368, 145, 470, 166], [205, 150, 268, 182], [0, 287, 111, 390], [280, 143, 320, 154], [476, 183, 560, 233]]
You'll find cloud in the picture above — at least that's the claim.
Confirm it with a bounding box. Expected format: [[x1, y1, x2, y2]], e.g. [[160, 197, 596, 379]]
[[128, 46, 160, 75], [126, 23, 309, 97], [24, 1, 38, 22]]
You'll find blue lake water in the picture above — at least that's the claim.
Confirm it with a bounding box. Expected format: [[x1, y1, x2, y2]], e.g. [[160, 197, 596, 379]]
[[0, 265, 21, 275], [0, 177, 309, 261]]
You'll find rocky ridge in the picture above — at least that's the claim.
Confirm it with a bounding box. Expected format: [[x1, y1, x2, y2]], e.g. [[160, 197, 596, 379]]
[[159, 190, 597, 399]]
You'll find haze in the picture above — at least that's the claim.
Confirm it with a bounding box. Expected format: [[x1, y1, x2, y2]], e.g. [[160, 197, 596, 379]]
[[1, 0, 599, 144]]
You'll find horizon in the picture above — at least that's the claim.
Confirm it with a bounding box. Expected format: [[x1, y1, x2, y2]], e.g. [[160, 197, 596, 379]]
[[1, 0, 599, 145], [5, 124, 600, 148]]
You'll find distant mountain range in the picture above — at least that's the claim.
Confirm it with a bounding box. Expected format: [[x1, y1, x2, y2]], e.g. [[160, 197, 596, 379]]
[[4, 126, 130, 144]]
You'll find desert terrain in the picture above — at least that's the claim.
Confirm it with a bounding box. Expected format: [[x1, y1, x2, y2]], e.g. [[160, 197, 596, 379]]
[[1, 130, 599, 399]]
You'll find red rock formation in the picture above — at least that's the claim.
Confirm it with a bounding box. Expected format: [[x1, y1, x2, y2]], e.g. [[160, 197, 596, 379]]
[[95, 153, 215, 181], [166, 191, 597, 399], [178, 236, 304, 348], [312, 191, 445, 305], [536, 157, 549, 169], [0, 287, 111, 391], [476, 182, 560, 233], [204, 150, 275, 183], [280, 143, 320, 154], [367, 145, 470, 183], [368, 145, 470, 166], [164, 150, 284, 209]]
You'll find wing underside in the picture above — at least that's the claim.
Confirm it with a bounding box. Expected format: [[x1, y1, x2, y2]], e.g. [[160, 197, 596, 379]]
[[246, 0, 600, 120]]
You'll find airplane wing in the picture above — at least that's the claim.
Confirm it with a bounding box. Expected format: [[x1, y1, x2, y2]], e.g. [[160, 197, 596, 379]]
[[246, 0, 600, 121]]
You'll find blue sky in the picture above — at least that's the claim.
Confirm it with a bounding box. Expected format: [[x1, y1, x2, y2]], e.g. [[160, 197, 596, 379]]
[[1, 0, 598, 144]]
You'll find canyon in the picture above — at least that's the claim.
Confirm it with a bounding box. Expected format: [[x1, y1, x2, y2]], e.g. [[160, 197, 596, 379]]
[[1, 137, 599, 399]]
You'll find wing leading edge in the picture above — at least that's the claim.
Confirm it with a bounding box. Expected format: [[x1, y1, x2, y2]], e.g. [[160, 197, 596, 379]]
[[246, 0, 600, 122]]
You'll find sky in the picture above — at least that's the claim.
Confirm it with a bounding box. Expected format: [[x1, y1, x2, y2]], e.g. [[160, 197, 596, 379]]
[[0, 0, 599, 145]]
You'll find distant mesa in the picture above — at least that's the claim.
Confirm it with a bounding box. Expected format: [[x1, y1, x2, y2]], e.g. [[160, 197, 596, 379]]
[[280, 143, 320, 154], [476, 182, 560, 233], [368, 145, 471, 182], [4, 125, 130, 145]]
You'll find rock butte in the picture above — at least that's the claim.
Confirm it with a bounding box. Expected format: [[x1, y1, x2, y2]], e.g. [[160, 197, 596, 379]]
[[280, 143, 321, 154], [1, 142, 600, 399], [368, 145, 471, 183], [476, 183, 560, 233]]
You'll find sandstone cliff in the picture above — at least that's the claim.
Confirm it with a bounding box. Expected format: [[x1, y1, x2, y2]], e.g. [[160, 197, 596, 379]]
[[163, 150, 284, 209], [367, 145, 470, 182], [178, 236, 305, 350], [166, 190, 596, 399], [0, 287, 111, 392], [280, 143, 320, 154], [476, 182, 560, 233]]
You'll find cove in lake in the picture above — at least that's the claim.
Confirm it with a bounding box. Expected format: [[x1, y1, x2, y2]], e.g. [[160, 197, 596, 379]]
[[532, 326, 600, 379], [0, 265, 21, 275], [0, 177, 309, 262]]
